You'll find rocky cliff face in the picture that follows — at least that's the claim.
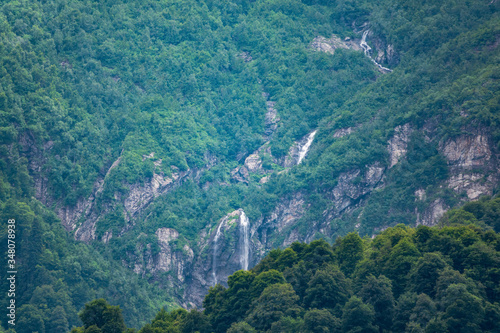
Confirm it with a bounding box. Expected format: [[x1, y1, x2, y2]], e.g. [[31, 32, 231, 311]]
[[125, 227, 194, 302], [326, 163, 386, 219], [310, 35, 361, 54], [311, 30, 396, 72], [72, 159, 191, 242], [441, 129, 498, 200], [22, 115, 499, 309], [388, 124, 412, 168], [185, 209, 256, 306]]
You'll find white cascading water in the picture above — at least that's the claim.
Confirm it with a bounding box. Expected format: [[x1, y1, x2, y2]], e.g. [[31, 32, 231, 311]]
[[239, 211, 250, 270], [360, 30, 392, 72], [297, 130, 317, 165], [212, 222, 223, 284]]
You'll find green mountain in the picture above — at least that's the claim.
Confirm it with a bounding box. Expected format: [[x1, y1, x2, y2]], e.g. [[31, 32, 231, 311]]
[[132, 216, 500, 333], [0, 0, 499, 331]]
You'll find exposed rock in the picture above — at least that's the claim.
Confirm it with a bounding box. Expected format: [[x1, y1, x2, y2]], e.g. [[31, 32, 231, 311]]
[[375, 44, 396, 65], [442, 134, 491, 168], [142, 152, 155, 160], [333, 127, 353, 138], [102, 231, 113, 244], [387, 124, 412, 168], [259, 176, 270, 184], [124, 172, 177, 218], [238, 51, 252, 62], [244, 152, 263, 172], [154, 228, 194, 282], [186, 209, 254, 306], [58, 198, 94, 232], [264, 101, 279, 139], [232, 142, 276, 182], [231, 166, 249, 183], [18, 131, 50, 205], [417, 199, 447, 226], [326, 163, 385, 220], [243, 143, 274, 173], [311, 31, 396, 71], [441, 130, 498, 200], [311, 35, 361, 54], [256, 193, 307, 248], [447, 174, 493, 200], [415, 189, 426, 201], [131, 227, 194, 297]]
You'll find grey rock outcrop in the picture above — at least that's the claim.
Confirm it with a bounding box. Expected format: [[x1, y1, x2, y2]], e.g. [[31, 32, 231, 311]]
[[130, 228, 194, 297], [388, 124, 412, 168], [264, 101, 279, 139], [257, 193, 307, 248], [333, 127, 354, 138], [311, 35, 361, 54], [325, 163, 386, 221], [441, 129, 498, 201], [122, 171, 188, 220], [416, 199, 447, 226]]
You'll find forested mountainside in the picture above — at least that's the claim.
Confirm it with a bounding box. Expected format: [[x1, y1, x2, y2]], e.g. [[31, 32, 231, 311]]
[[71, 200, 500, 332], [0, 0, 499, 330]]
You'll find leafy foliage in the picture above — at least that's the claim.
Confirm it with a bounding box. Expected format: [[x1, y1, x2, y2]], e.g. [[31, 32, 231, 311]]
[[137, 222, 500, 332]]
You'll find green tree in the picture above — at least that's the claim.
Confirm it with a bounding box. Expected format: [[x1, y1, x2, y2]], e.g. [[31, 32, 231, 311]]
[[250, 269, 286, 298], [393, 293, 418, 332], [383, 238, 420, 295], [358, 275, 395, 332], [304, 265, 351, 309], [181, 309, 211, 333], [335, 232, 364, 277], [78, 299, 127, 333], [47, 306, 69, 333], [341, 296, 378, 333], [246, 284, 302, 331], [441, 284, 485, 333], [408, 253, 450, 297], [227, 322, 256, 333], [408, 294, 436, 329], [270, 316, 304, 333], [303, 308, 340, 333], [424, 318, 448, 333], [16, 305, 45, 333]]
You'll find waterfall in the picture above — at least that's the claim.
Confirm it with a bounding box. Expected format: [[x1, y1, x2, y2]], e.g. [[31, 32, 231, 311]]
[[359, 30, 393, 73], [297, 130, 317, 165], [212, 222, 223, 284], [239, 211, 250, 270], [360, 30, 372, 56]]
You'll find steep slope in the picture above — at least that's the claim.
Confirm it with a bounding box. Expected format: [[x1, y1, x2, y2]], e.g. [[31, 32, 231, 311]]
[[87, 213, 500, 333], [1, 0, 499, 318]]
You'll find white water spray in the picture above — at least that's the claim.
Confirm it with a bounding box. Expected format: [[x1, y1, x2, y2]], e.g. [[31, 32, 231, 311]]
[[239, 211, 250, 270], [360, 30, 392, 73], [297, 130, 317, 165], [212, 222, 223, 284]]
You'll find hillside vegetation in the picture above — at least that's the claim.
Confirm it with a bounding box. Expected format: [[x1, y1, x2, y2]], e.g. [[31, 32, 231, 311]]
[[72, 200, 500, 332], [0, 0, 499, 330]]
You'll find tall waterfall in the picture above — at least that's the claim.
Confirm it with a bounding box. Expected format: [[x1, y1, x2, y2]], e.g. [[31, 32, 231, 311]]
[[239, 211, 250, 270], [359, 30, 392, 73], [360, 30, 372, 56], [297, 130, 317, 165], [212, 222, 223, 284]]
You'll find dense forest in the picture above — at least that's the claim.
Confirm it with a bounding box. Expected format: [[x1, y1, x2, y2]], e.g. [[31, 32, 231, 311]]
[[0, 0, 499, 331], [70, 196, 500, 332]]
